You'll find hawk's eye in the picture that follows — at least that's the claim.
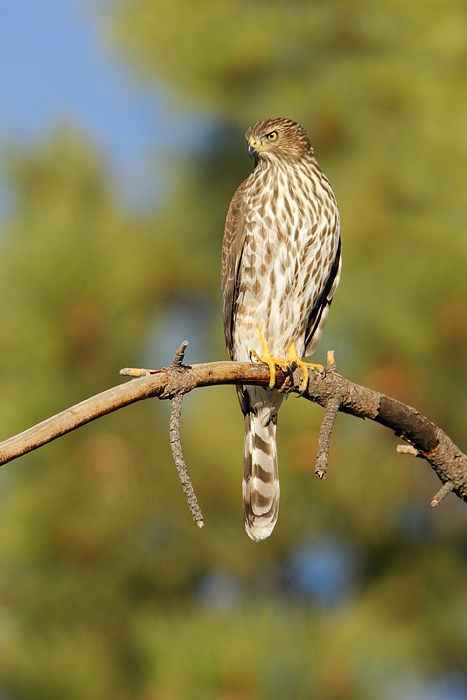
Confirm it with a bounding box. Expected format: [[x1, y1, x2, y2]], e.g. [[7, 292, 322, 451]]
[[266, 131, 278, 141]]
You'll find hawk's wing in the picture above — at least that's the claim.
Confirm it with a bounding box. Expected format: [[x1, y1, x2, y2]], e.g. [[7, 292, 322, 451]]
[[304, 236, 342, 356], [221, 178, 250, 358]]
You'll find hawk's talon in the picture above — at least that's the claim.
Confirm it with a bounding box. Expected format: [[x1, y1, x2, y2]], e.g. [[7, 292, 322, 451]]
[[283, 341, 325, 393], [249, 329, 325, 392], [249, 328, 287, 389]]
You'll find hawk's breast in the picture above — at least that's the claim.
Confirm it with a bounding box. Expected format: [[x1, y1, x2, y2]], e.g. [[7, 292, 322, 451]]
[[232, 161, 339, 362]]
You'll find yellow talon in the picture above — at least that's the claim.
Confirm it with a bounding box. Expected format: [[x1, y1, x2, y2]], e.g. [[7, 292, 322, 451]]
[[249, 329, 324, 391], [284, 341, 325, 393], [249, 328, 287, 388], [250, 329, 325, 391]]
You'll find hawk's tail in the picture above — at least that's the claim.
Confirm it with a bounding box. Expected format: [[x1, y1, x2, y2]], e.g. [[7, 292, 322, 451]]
[[243, 407, 280, 542]]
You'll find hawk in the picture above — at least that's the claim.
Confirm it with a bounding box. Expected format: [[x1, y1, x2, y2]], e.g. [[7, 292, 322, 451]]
[[221, 118, 341, 541]]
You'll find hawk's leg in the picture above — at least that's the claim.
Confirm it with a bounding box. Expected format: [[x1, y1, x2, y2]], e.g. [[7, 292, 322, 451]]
[[284, 341, 325, 393], [249, 328, 291, 389]]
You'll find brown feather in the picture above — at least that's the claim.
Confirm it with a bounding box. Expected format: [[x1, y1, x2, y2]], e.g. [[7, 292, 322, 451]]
[[221, 179, 249, 358]]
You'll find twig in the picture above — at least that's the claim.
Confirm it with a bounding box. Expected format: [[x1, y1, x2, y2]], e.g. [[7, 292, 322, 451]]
[[314, 351, 341, 479], [0, 356, 465, 509], [120, 367, 150, 377], [169, 394, 204, 528], [326, 349, 337, 372], [396, 444, 420, 457], [431, 480, 454, 507], [168, 341, 204, 528], [171, 340, 189, 367], [315, 396, 341, 480]]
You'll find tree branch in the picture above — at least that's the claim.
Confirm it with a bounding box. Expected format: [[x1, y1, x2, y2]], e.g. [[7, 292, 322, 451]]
[[167, 341, 204, 527], [0, 353, 465, 510]]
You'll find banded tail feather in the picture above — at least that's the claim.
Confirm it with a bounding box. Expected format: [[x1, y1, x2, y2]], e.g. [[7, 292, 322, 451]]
[[242, 388, 281, 541]]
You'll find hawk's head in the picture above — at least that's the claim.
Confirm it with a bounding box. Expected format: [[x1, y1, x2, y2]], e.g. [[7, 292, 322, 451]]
[[245, 118, 313, 163]]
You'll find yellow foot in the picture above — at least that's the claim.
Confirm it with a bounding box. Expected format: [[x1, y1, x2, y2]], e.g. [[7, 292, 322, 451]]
[[250, 328, 291, 389], [284, 341, 325, 393], [249, 329, 325, 392]]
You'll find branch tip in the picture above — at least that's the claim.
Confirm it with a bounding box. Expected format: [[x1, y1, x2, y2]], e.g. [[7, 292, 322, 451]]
[[326, 350, 337, 372], [172, 340, 189, 367], [315, 464, 327, 481], [396, 444, 420, 457], [430, 480, 454, 507], [119, 367, 149, 377]]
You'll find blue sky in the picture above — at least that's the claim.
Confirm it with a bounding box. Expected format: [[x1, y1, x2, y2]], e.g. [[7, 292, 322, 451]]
[[0, 0, 209, 212]]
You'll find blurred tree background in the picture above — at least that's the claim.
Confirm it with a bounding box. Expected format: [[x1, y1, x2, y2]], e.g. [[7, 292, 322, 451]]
[[0, 1, 466, 698]]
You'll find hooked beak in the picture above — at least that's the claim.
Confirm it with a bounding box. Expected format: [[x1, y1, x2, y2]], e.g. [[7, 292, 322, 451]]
[[247, 135, 260, 159]]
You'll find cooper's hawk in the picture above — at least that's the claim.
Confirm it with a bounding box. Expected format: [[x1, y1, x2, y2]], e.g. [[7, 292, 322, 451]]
[[222, 118, 341, 541]]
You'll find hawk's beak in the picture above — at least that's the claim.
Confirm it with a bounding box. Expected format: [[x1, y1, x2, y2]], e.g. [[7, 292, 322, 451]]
[[248, 135, 259, 158]]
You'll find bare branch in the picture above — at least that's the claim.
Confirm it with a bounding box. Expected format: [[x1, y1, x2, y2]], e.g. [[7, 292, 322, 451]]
[[169, 394, 204, 528], [431, 480, 455, 507], [0, 355, 465, 508], [314, 350, 342, 479], [168, 341, 204, 527], [315, 396, 341, 480]]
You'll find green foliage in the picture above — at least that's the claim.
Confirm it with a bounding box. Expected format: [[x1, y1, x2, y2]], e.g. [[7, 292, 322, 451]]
[[0, 1, 466, 698]]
